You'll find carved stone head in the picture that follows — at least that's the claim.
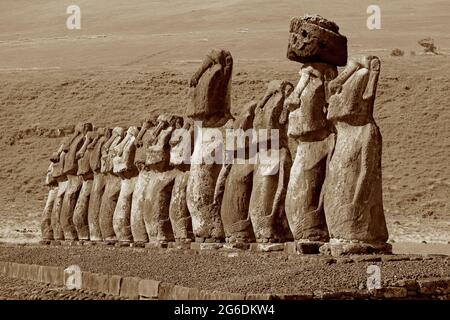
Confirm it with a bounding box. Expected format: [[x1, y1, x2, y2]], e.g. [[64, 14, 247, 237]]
[[187, 48, 233, 127], [327, 56, 381, 123], [169, 117, 192, 166], [146, 114, 179, 167], [253, 80, 293, 146]]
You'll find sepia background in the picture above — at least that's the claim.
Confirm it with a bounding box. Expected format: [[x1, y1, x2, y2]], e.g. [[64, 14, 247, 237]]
[[0, 0, 449, 244]]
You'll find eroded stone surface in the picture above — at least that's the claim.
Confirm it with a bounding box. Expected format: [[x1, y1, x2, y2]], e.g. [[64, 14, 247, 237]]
[[249, 80, 293, 242], [220, 102, 257, 243], [284, 63, 338, 241], [112, 126, 139, 242], [287, 15, 347, 66], [99, 127, 125, 241], [324, 56, 389, 243], [187, 48, 233, 127]]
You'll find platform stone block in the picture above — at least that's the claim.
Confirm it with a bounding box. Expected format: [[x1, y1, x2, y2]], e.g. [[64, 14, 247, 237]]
[[120, 276, 141, 299], [417, 278, 450, 295], [108, 275, 122, 296], [138, 279, 160, 299], [245, 293, 276, 300], [250, 243, 284, 252], [158, 283, 175, 300], [370, 287, 408, 299], [222, 243, 250, 250], [191, 243, 223, 251], [39, 265, 64, 286], [168, 242, 191, 250]]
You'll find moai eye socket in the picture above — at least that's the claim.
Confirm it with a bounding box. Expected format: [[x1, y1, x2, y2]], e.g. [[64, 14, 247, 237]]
[[301, 30, 308, 37]]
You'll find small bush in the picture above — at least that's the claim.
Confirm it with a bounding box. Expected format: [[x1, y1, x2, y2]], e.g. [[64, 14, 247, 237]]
[[391, 48, 405, 57]]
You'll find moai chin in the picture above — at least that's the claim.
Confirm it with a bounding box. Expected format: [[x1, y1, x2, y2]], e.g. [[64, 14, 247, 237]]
[[219, 101, 257, 243], [130, 118, 157, 244], [322, 55, 390, 255], [72, 130, 97, 240], [169, 118, 194, 243], [142, 115, 182, 244], [283, 14, 346, 244], [186, 48, 234, 242], [87, 127, 112, 242], [112, 126, 140, 243], [60, 122, 93, 241], [248, 80, 294, 243], [98, 126, 125, 242]]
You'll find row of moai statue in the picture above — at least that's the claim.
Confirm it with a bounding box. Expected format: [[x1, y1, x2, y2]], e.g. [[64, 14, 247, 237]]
[[41, 15, 390, 255]]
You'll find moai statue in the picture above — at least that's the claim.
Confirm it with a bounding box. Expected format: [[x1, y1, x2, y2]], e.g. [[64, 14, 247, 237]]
[[218, 102, 257, 244], [112, 126, 140, 244], [50, 141, 68, 241], [143, 115, 184, 245], [60, 122, 93, 241], [248, 80, 294, 243], [72, 130, 97, 241], [87, 127, 112, 242], [322, 55, 390, 255], [169, 118, 194, 244], [284, 15, 347, 248], [99, 127, 125, 243], [130, 118, 160, 245], [186, 48, 233, 242], [41, 161, 58, 242]]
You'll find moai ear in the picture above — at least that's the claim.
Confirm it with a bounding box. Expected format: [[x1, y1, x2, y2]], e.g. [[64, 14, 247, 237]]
[[363, 56, 381, 101], [279, 81, 294, 125]]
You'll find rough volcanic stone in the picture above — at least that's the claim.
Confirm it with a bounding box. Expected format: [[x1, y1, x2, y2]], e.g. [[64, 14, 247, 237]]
[[108, 275, 122, 296], [287, 15, 348, 66], [138, 279, 160, 299], [417, 278, 450, 295], [324, 56, 389, 244], [120, 276, 141, 299], [73, 178, 93, 240], [220, 102, 257, 243], [88, 173, 106, 241], [249, 80, 293, 242], [41, 185, 57, 240], [187, 48, 233, 127], [284, 63, 337, 242], [60, 174, 82, 240]]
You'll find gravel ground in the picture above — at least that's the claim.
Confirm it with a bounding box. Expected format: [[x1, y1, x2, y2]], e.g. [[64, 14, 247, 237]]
[[0, 274, 119, 300], [0, 245, 448, 295]]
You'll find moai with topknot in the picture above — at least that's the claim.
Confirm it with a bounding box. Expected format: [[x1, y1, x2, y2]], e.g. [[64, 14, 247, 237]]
[[112, 126, 140, 244], [248, 80, 294, 246], [218, 101, 257, 246], [186, 48, 233, 243], [284, 15, 347, 252], [87, 127, 112, 242], [99, 127, 125, 243], [322, 55, 390, 255], [60, 122, 93, 241]]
